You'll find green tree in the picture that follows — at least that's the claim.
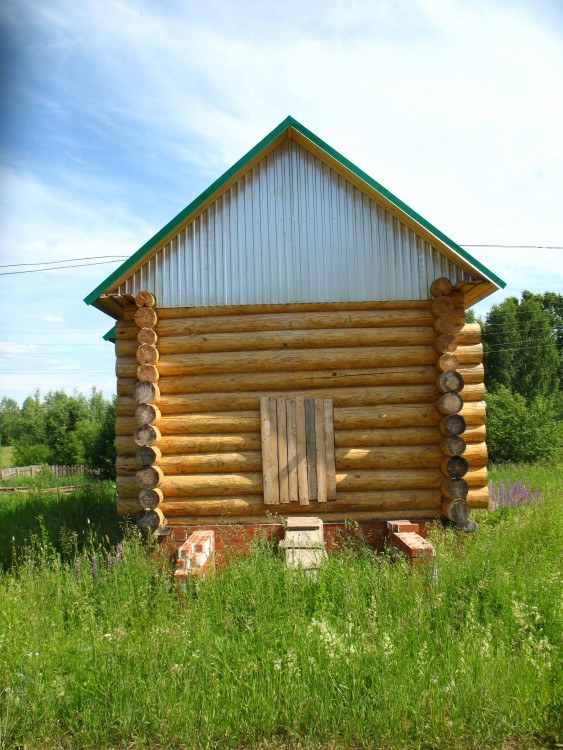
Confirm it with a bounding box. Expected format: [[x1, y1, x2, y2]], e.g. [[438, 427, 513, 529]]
[[482, 293, 559, 401], [0, 397, 20, 445], [486, 386, 562, 464]]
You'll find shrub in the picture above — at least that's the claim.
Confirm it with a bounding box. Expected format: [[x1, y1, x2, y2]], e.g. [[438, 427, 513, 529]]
[[486, 385, 562, 464]]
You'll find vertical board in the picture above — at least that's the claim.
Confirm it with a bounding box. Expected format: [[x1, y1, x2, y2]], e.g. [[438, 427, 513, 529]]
[[260, 397, 279, 505]]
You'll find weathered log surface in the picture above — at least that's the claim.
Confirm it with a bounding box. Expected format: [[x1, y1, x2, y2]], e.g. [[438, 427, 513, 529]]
[[117, 346, 440, 378], [436, 393, 463, 416], [133, 424, 161, 447], [117, 309, 438, 339], [433, 333, 457, 354], [440, 436, 466, 456], [431, 296, 454, 317], [136, 344, 159, 366], [137, 327, 158, 346], [136, 465, 164, 489], [134, 307, 158, 328], [135, 404, 161, 425], [436, 370, 464, 394], [136, 445, 162, 466], [137, 364, 159, 382], [442, 498, 469, 524], [441, 478, 468, 500], [135, 507, 165, 533], [441, 456, 469, 479], [135, 290, 156, 308], [139, 487, 164, 509], [132, 381, 160, 405], [440, 414, 467, 436], [436, 353, 459, 373], [430, 277, 454, 297]]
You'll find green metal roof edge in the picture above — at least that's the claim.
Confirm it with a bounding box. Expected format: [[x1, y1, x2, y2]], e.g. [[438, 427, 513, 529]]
[[103, 325, 116, 342], [84, 115, 505, 307]]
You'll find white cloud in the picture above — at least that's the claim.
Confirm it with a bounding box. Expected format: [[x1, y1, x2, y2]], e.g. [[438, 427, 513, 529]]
[[42, 315, 65, 323], [0, 342, 37, 356]]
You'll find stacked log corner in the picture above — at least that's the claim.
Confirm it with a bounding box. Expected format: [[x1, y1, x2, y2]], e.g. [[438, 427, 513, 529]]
[[114, 298, 489, 525], [131, 291, 167, 536], [430, 278, 488, 526]]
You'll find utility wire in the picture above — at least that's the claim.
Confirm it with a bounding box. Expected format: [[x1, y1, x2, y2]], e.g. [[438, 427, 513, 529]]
[[0, 255, 129, 268], [0, 260, 128, 276], [460, 244, 563, 249]]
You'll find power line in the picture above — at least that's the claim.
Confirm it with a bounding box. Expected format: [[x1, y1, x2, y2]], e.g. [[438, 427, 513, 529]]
[[0, 260, 128, 276], [0, 255, 129, 269], [460, 244, 563, 249]]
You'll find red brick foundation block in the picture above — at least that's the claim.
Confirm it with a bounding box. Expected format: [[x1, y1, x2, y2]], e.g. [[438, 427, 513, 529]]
[[174, 530, 215, 577], [386, 520, 420, 534], [388, 531, 435, 566]]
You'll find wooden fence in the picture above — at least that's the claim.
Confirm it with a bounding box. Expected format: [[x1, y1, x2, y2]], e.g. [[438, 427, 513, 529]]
[[0, 465, 98, 481]]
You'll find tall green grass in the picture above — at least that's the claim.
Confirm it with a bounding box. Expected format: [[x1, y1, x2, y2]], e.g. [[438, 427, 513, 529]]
[[0, 469, 561, 749]]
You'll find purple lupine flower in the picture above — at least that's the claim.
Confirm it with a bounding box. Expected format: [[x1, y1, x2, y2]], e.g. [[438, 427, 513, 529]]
[[106, 553, 113, 572], [115, 544, 123, 564], [91, 556, 98, 581], [489, 480, 541, 512]]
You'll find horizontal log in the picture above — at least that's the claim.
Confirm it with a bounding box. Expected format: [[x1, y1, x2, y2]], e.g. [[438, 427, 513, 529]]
[[153, 367, 441, 395], [455, 344, 484, 365], [118, 401, 486, 437], [117, 433, 264, 456], [116, 428, 487, 459], [132, 380, 160, 404], [135, 290, 156, 308], [460, 401, 486, 425], [441, 456, 469, 479], [430, 277, 453, 297], [466, 485, 489, 508], [456, 324, 482, 346], [161, 469, 444, 498], [458, 363, 484, 384], [135, 404, 161, 425], [118, 507, 442, 523], [436, 393, 463, 416], [123, 300, 434, 322], [137, 327, 158, 346], [442, 499, 469, 524], [461, 383, 485, 402], [136, 465, 164, 490], [116, 326, 437, 357], [136, 344, 159, 366], [116, 385, 440, 416], [119, 490, 443, 517], [116, 346, 439, 378], [134, 307, 158, 328], [117, 444, 487, 476], [436, 371, 464, 394]]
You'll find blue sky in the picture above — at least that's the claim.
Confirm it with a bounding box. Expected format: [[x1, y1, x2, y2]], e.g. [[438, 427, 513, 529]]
[[1, 0, 562, 404]]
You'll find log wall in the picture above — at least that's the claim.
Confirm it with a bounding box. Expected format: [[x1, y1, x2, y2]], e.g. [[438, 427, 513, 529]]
[[114, 294, 488, 524]]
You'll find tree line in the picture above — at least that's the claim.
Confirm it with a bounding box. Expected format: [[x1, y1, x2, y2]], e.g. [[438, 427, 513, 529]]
[[478, 290, 562, 463], [0, 389, 115, 478]]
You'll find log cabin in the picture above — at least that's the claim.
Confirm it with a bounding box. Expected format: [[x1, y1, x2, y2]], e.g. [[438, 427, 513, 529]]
[[85, 116, 505, 554]]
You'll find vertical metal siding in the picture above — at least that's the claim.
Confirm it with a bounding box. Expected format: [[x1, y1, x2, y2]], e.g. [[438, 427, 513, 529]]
[[118, 140, 475, 306]]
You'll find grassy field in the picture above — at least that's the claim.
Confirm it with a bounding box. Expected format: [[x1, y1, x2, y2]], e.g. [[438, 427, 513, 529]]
[[0, 447, 14, 469], [0, 466, 561, 750]]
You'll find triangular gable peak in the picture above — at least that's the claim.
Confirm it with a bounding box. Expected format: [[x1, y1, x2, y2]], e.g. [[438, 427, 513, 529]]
[[86, 118, 505, 318]]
